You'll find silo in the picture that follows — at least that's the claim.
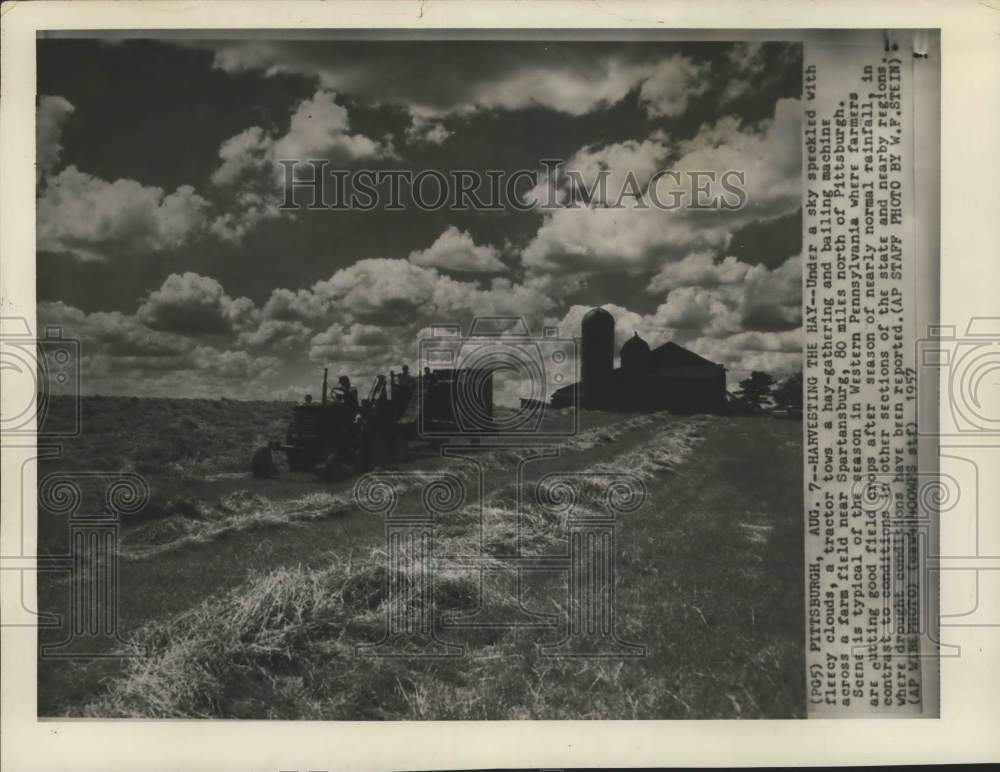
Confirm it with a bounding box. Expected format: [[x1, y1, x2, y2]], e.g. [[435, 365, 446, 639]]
[[580, 307, 614, 405]]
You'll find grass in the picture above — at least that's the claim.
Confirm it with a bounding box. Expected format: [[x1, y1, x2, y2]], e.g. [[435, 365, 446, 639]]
[[68, 411, 805, 719], [41, 395, 290, 476], [104, 408, 668, 560], [37, 396, 291, 557]]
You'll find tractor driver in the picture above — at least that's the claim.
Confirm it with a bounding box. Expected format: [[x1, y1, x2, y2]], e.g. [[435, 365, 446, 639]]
[[397, 364, 414, 390], [334, 375, 359, 413], [393, 364, 415, 418]]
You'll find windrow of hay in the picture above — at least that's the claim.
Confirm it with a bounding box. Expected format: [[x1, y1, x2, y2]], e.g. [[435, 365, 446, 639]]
[[119, 412, 676, 560], [594, 414, 712, 480], [119, 475, 442, 561], [87, 416, 716, 718]]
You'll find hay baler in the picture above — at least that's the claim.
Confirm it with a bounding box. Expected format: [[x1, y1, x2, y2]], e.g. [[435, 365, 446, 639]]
[[251, 366, 492, 481]]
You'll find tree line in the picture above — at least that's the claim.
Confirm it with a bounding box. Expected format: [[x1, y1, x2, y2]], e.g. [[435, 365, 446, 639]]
[[734, 370, 802, 412]]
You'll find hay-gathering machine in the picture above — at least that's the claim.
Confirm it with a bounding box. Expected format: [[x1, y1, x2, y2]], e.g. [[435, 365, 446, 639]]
[[251, 365, 494, 481]]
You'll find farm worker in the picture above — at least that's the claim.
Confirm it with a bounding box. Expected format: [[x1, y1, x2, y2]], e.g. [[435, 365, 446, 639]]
[[397, 364, 414, 390], [335, 375, 359, 413], [392, 364, 415, 417]]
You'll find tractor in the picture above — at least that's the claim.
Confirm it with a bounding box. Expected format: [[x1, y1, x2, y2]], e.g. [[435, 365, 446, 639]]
[[251, 365, 493, 481]]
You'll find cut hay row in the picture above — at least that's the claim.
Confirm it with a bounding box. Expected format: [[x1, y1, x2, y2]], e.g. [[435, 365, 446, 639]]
[[119, 411, 678, 560], [85, 416, 710, 719]]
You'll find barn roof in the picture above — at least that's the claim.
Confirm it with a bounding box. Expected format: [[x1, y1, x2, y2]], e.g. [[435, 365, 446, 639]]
[[649, 341, 720, 369], [549, 341, 721, 402]]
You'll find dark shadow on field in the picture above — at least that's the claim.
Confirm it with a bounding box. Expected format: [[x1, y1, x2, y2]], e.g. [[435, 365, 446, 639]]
[[37, 397, 804, 718], [35, 397, 640, 714]]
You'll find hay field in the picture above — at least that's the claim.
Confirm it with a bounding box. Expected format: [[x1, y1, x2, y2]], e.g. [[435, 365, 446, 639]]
[[37, 396, 804, 718]]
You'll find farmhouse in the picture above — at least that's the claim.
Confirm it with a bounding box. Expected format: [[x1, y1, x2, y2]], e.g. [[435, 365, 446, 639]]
[[551, 307, 727, 413]]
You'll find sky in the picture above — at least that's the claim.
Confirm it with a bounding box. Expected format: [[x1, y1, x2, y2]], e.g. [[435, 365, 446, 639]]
[[36, 35, 803, 404]]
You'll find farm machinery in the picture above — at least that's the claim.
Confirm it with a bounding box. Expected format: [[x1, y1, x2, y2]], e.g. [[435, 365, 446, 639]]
[[251, 366, 493, 481]]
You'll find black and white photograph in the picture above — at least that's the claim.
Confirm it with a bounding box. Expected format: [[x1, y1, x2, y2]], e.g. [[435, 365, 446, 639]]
[[32, 32, 808, 719], [4, 1, 1000, 770]]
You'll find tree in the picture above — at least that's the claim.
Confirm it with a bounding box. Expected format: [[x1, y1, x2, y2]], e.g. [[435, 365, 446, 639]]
[[736, 370, 775, 411], [773, 371, 803, 410]]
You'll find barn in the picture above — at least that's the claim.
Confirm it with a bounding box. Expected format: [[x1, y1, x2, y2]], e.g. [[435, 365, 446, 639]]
[[550, 307, 728, 413]]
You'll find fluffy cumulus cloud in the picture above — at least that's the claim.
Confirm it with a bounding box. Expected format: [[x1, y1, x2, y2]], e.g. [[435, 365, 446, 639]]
[[276, 90, 392, 162], [408, 227, 505, 273], [232, 258, 561, 392], [35, 95, 217, 261], [521, 97, 801, 274], [191, 347, 280, 380], [310, 258, 441, 324], [644, 254, 801, 338], [36, 95, 75, 182], [41, 248, 800, 401], [405, 111, 452, 146], [294, 258, 556, 329], [37, 166, 209, 261], [56, 259, 551, 398], [212, 90, 394, 188], [237, 318, 311, 351], [665, 97, 801, 217], [40, 41, 804, 400], [309, 322, 397, 364], [522, 202, 731, 274], [680, 330, 802, 385], [720, 42, 800, 106], [740, 254, 802, 331], [39, 300, 196, 358], [648, 252, 751, 292], [637, 56, 710, 118], [200, 41, 711, 121], [208, 89, 395, 242], [649, 286, 738, 336], [37, 87, 391, 256], [137, 272, 258, 334], [210, 126, 274, 188], [720, 43, 767, 104], [526, 138, 670, 209], [37, 299, 282, 398], [467, 58, 651, 117], [261, 287, 331, 325], [548, 250, 802, 382]]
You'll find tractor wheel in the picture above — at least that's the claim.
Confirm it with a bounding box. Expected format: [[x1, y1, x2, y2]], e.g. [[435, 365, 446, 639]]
[[251, 446, 277, 479], [392, 431, 408, 462], [366, 430, 391, 470], [285, 447, 310, 472], [321, 452, 349, 482]]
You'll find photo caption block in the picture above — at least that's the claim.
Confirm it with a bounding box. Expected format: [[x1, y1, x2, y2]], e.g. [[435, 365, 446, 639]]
[[803, 30, 938, 718]]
